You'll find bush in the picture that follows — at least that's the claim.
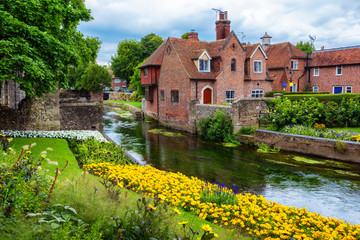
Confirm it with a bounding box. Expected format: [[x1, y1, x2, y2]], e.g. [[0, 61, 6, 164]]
[[265, 91, 330, 97], [198, 110, 237, 143], [68, 138, 133, 166], [237, 126, 256, 135], [285, 93, 360, 104]]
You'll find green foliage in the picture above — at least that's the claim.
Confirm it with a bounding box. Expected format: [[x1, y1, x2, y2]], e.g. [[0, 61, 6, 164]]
[[140, 33, 163, 59], [200, 189, 238, 206], [296, 41, 315, 54], [283, 125, 360, 141], [129, 59, 146, 96], [0, 0, 92, 97], [198, 110, 237, 144], [111, 40, 143, 81], [68, 138, 133, 166], [265, 97, 360, 130], [285, 93, 360, 104], [265, 90, 330, 97], [81, 63, 111, 91], [256, 143, 280, 153], [181, 32, 189, 39], [238, 127, 256, 135]]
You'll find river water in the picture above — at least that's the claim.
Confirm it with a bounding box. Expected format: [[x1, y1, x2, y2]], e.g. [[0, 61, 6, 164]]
[[103, 107, 360, 225]]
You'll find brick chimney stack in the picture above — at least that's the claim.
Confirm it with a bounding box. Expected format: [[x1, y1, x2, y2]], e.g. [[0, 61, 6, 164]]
[[321, 46, 325, 50], [215, 11, 231, 40], [188, 30, 199, 41]]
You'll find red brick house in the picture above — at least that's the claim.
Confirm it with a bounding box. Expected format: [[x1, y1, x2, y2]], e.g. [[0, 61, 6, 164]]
[[308, 46, 360, 94], [106, 70, 128, 91], [261, 33, 309, 92], [139, 12, 273, 130]]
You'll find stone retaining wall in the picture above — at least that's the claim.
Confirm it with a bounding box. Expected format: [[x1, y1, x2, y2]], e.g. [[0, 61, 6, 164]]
[[255, 129, 360, 163]]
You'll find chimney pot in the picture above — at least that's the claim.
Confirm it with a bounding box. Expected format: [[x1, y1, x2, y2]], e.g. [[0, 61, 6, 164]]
[[215, 10, 231, 40], [188, 31, 199, 41], [321, 46, 324, 50]]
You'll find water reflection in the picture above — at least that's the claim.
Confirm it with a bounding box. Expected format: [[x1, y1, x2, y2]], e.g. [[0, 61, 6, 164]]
[[103, 107, 360, 224]]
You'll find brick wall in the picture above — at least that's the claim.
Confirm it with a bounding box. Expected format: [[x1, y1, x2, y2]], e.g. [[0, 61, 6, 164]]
[[309, 65, 360, 93]]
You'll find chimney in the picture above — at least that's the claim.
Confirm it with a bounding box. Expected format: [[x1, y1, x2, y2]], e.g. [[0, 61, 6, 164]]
[[188, 29, 199, 41], [260, 32, 272, 50], [215, 11, 231, 40], [321, 46, 324, 50]]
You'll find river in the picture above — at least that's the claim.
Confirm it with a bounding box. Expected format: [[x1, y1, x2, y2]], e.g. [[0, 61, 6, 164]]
[[103, 106, 360, 225]]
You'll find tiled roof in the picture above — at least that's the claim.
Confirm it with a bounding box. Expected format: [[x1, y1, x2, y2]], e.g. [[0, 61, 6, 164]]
[[265, 42, 307, 69], [139, 42, 166, 69], [310, 45, 360, 67], [244, 44, 260, 59]]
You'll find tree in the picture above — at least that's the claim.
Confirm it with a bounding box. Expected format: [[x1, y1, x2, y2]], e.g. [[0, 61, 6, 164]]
[[111, 40, 143, 81], [296, 41, 315, 54], [0, 0, 93, 97], [81, 64, 111, 91], [140, 33, 163, 58], [181, 32, 189, 39], [129, 59, 147, 95]]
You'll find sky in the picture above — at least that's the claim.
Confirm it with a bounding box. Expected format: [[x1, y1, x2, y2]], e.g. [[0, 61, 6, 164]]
[[78, 0, 360, 66]]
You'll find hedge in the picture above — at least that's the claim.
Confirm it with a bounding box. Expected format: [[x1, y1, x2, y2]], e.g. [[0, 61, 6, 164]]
[[265, 91, 330, 97], [284, 93, 360, 104]]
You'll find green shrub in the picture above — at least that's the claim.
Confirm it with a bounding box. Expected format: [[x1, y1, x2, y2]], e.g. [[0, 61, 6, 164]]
[[198, 110, 238, 144], [68, 138, 133, 166], [265, 91, 330, 97], [237, 126, 256, 135], [285, 93, 360, 104]]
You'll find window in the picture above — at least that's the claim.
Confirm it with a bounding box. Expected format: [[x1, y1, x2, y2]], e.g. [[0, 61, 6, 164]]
[[254, 61, 262, 73], [199, 59, 210, 72], [336, 66, 342, 75], [145, 86, 153, 101], [290, 83, 297, 92], [231, 59, 236, 71], [114, 78, 120, 83], [251, 89, 264, 98], [291, 60, 298, 70], [160, 90, 165, 102], [225, 90, 235, 103], [144, 68, 148, 77], [171, 90, 179, 103], [333, 86, 343, 94], [123, 80, 127, 83], [313, 86, 319, 92], [104, 87, 110, 90], [314, 67, 319, 76], [115, 86, 120, 91], [346, 86, 352, 93]]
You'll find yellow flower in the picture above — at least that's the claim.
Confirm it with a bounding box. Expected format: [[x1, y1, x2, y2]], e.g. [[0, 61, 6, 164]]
[[148, 204, 156, 211], [213, 233, 219, 238], [173, 207, 181, 214], [201, 224, 212, 232], [178, 221, 188, 225]]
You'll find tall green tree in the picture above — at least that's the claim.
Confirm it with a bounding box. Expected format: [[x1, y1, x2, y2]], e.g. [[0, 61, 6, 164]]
[[111, 40, 143, 81], [0, 0, 93, 97], [81, 64, 111, 91], [140, 33, 163, 58], [129, 59, 147, 96], [296, 41, 315, 54]]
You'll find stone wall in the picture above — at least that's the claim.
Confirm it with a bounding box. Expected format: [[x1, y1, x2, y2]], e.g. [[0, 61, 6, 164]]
[[255, 129, 360, 163], [60, 97, 103, 131], [109, 92, 138, 101]]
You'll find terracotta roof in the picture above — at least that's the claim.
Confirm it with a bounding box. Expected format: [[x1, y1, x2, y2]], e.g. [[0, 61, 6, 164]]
[[139, 42, 166, 69], [244, 44, 259, 59], [265, 42, 307, 69], [310, 45, 360, 67]]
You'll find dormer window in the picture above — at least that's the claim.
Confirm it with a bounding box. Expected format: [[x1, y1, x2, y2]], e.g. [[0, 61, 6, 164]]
[[198, 51, 211, 72], [199, 59, 210, 72]]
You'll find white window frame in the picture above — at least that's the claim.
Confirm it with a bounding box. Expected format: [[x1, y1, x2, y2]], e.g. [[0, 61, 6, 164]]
[[114, 86, 120, 91], [345, 86, 352, 93], [336, 66, 342, 75], [333, 86, 343, 94], [225, 90, 235, 103], [253, 60, 262, 73], [114, 78, 120, 83], [251, 89, 264, 98], [199, 59, 210, 72], [291, 60, 298, 70], [314, 67, 319, 76], [313, 86, 319, 92]]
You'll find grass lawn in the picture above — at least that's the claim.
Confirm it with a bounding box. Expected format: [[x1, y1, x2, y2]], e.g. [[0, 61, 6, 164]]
[[331, 127, 360, 134], [106, 100, 142, 109], [10, 137, 248, 239]]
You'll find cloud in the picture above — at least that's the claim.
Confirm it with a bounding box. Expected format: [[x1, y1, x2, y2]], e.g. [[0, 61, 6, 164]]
[[78, 0, 360, 64]]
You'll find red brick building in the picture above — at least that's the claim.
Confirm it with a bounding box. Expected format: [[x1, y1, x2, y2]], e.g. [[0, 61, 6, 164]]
[[261, 33, 309, 92], [139, 12, 273, 130], [308, 46, 360, 94], [106, 70, 128, 91]]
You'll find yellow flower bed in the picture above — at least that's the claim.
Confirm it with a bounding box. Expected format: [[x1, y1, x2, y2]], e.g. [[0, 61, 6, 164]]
[[84, 163, 360, 240]]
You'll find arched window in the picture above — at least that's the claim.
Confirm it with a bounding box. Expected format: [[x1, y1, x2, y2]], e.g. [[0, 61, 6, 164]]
[[231, 59, 236, 71]]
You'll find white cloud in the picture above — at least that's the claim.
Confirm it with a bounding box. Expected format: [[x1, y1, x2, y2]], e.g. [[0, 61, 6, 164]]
[[79, 0, 360, 63]]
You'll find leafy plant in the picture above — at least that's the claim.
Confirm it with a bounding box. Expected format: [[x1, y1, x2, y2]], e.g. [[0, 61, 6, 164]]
[[256, 142, 280, 153], [237, 126, 256, 135]]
